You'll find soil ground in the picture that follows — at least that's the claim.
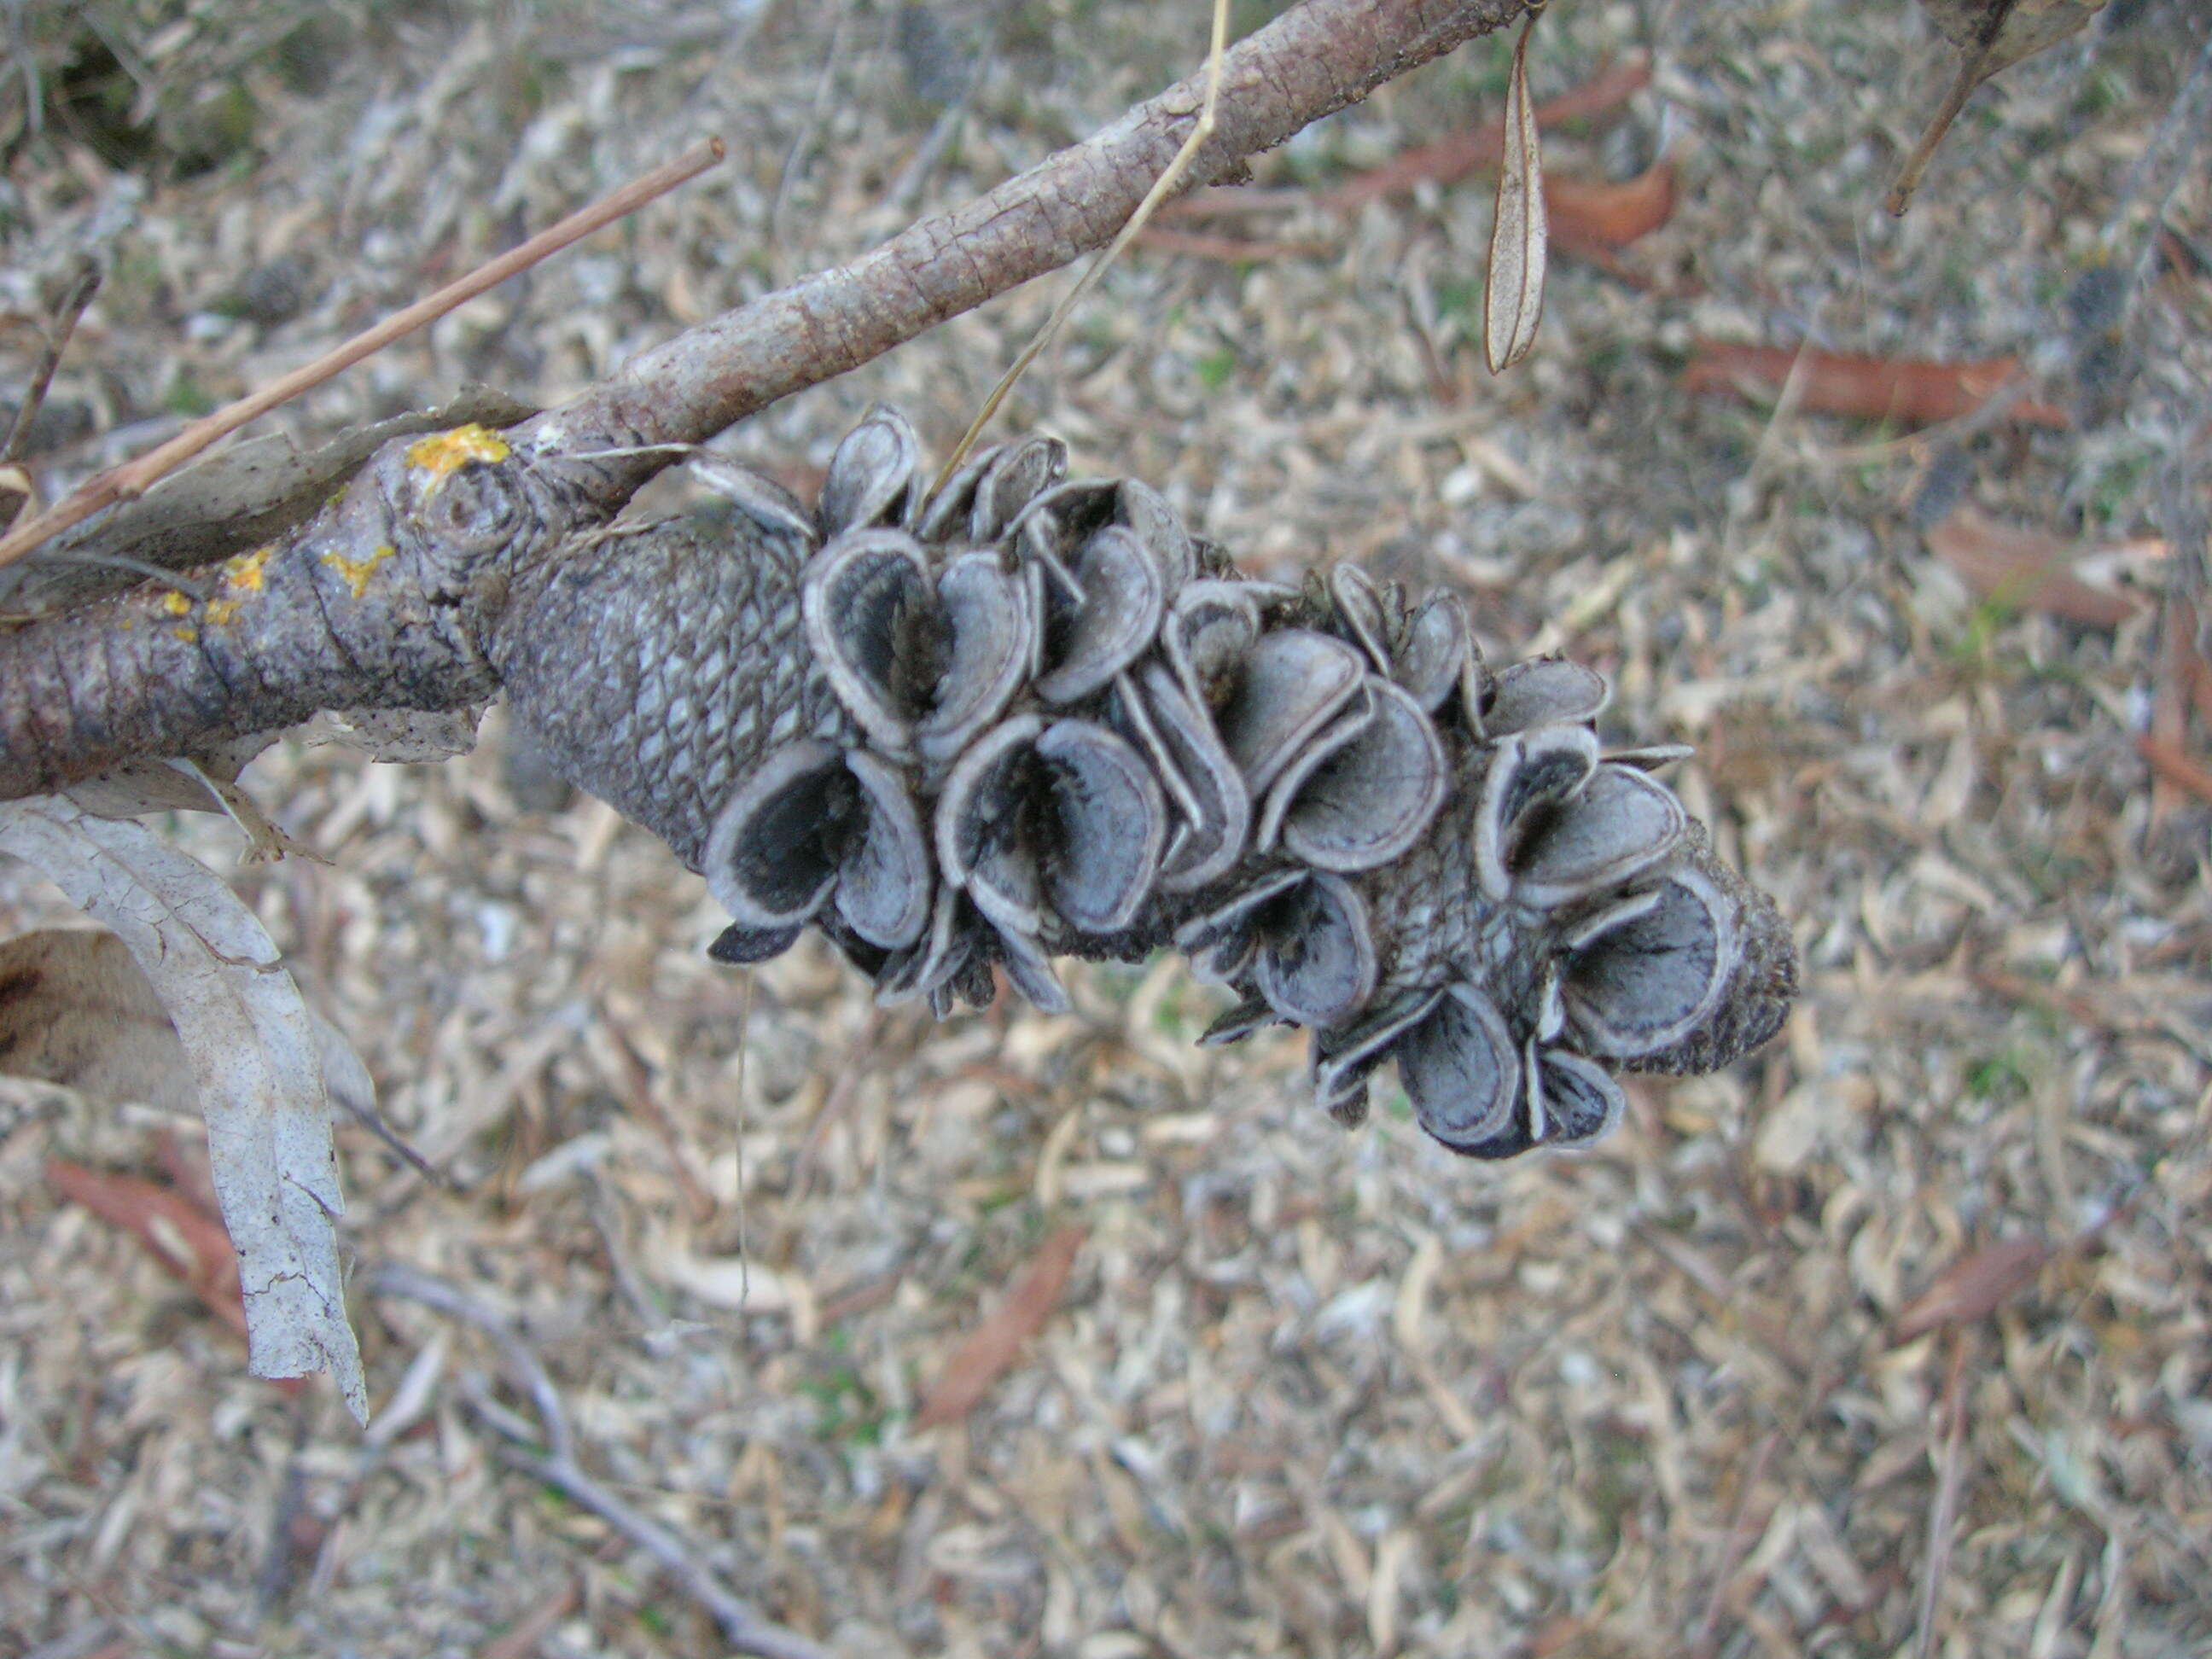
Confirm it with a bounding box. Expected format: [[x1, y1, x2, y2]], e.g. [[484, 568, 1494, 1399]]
[[3, 2, 2209, 1655]]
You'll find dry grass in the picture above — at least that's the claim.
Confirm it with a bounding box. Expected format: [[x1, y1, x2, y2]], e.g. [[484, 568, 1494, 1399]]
[[3, 2, 2209, 1655]]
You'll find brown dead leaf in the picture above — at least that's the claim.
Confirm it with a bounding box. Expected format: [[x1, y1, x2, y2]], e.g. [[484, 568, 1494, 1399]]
[[2159, 596, 2212, 726], [914, 1224, 1086, 1430], [158, 1129, 224, 1219], [1889, 0, 2110, 214], [2145, 597, 2212, 821], [1322, 56, 1650, 213], [46, 1158, 252, 1338], [1484, 14, 1547, 375], [1892, 1235, 2052, 1344], [2136, 735, 2212, 807], [1545, 161, 1676, 253], [1925, 506, 2155, 626], [1682, 343, 2070, 428], [0, 928, 203, 1114]]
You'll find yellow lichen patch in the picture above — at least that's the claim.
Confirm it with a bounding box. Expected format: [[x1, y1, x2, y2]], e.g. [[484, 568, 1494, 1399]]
[[160, 591, 191, 616], [203, 597, 242, 627], [219, 544, 276, 593], [405, 423, 511, 493], [321, 543, 396, 599], [171, 625, 198, 643]]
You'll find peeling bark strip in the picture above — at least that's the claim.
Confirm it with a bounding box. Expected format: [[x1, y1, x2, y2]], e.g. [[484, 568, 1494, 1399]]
[[0, 0, 1529, 804]]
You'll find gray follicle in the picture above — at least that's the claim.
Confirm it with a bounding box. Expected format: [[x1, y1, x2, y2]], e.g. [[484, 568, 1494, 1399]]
[[494, 405, 1799, 1163]]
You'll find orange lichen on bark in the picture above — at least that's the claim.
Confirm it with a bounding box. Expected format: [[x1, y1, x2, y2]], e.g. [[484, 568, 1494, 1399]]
[[320, 543, 396, 598], [218, 544, 276, 592], [404, 423, 512, 492]]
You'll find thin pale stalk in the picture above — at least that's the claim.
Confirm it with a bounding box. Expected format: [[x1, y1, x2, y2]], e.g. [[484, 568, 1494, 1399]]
[[0, 140, 725, 570], [932, 0, 1231, 496]]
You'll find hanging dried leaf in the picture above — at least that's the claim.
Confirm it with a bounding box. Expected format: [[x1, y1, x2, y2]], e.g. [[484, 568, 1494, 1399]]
[[1924, 0, 2107, 84], [0, 463, 34, 532], [1484, 14, 1548, 375], [0, 925, 379, 1117], [1889, 1, 2110, 216], [914, 1224, 1086, 1429], [0, 799, 366, 1420]]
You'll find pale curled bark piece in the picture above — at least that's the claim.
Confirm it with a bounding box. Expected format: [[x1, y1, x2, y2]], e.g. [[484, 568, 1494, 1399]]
[[304, 707, 486, 765], [1485, 13, 1549, 373], [0, 798, 365, 1419]]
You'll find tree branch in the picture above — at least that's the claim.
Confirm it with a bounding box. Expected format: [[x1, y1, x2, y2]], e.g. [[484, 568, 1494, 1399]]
[[533, 0, 1528, 497], [0, 143, 725, 572], [0, 0, 1528, 803]]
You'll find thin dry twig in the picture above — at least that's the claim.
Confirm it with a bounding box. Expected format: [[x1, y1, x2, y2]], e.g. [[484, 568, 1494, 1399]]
[[0, 140, 725, 571], [1132, 225, 1332, 261], [3, 257, 102, 469], [480, 1582, 581, 1659], [933, 0, 1230, 492], [1688, 1429, 1783, 1658], [336, 1088, 453, 1189], [370, 1264, 825, 1659], [1913, 1332, 1976, 1659]]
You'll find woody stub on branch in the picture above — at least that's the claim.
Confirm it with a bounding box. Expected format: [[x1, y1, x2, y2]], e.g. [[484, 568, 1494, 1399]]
[[0, 0, 1797, 1417]]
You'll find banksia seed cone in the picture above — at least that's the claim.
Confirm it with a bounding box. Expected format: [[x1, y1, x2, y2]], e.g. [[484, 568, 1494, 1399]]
[[495, 407, 1797, 1161]]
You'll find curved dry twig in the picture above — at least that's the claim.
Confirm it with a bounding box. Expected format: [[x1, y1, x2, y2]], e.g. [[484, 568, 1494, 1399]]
[[370, 1264, 829, 1659]]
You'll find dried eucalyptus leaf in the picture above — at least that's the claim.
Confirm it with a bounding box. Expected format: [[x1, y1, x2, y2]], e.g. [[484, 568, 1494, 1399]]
[[1484, 15, 1548, 374], [0, 926, 377, 1121], [0, 799, 366, 1421], [62, 725, 287, 821]]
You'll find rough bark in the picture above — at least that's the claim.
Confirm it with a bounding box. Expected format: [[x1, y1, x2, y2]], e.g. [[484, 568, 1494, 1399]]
[[0, 0, 1529, 803]]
